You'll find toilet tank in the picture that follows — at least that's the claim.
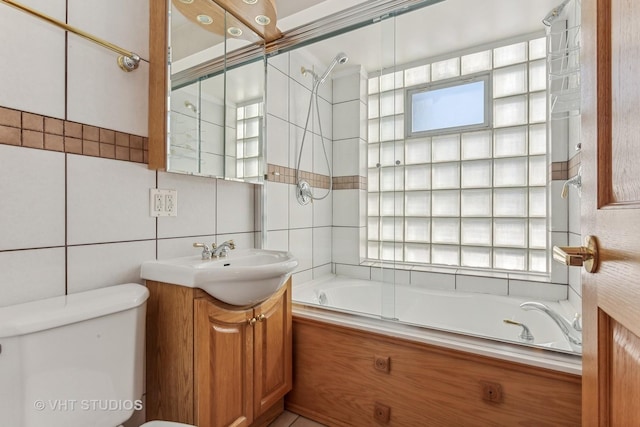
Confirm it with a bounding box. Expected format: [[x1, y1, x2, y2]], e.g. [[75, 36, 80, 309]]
[[0, 283, 149, 427]]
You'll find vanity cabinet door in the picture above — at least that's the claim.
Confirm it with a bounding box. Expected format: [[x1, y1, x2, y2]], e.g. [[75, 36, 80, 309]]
[[253, 281, 292, 418], [194, 299, 255, 427]]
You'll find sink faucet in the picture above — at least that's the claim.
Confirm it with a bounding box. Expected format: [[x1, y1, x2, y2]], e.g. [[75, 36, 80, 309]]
[[193, 243, 212, 260], [213, 240, 235, 258], [519, 301, 582, 352]]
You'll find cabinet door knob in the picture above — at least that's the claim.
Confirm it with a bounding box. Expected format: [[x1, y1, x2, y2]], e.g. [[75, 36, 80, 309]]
[[257, 314, 266, 322], [248, 317, 257, 326]]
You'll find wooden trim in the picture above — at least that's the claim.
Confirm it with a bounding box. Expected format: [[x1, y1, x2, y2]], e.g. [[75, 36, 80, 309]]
[[145, 281, 197, 423], [288, 316, 581, 426], [148, 0, 168, 170], [596, 0, 612, 208]]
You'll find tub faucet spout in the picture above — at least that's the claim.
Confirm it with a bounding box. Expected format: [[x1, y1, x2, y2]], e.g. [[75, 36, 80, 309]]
[[520, 301, 582, 352]]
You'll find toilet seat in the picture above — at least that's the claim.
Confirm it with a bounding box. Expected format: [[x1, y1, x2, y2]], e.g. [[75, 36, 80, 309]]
[[140, 421, 196, 427]]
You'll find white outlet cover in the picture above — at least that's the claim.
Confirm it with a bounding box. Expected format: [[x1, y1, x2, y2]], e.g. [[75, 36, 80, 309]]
[[150, 189, 178, 217]]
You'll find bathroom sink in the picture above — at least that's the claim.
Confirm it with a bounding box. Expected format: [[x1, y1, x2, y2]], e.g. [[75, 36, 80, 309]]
[[140, 248, 298, 306]]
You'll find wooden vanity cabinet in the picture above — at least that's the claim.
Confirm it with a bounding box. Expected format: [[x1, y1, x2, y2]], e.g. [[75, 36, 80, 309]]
[[146, 278, 292, 427]]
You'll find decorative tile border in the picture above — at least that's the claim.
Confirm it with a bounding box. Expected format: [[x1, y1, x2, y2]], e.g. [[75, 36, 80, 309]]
[[333, 175, 367, 190], [0, 106, 148, 163], [550, 153, 581, 182], [266, 164, 366, 190]]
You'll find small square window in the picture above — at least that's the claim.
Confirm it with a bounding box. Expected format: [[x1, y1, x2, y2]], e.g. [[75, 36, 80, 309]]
[[407, 74, 490, 137]]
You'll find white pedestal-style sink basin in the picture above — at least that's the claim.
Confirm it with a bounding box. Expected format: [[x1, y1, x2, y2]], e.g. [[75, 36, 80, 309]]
[[140, 248, 298, 306]]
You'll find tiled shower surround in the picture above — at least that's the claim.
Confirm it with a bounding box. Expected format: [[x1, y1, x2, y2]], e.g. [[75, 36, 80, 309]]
[[264, 40, 581, 307]]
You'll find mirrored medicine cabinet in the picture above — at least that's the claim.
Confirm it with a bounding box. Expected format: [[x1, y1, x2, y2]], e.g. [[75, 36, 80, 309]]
[[149, 0, 266, 183]]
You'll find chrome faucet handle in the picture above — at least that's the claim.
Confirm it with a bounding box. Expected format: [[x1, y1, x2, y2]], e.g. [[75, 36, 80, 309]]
[[227, 239, 236, 249], [503, 319, 535, 342], [193, 243, 212, 260]]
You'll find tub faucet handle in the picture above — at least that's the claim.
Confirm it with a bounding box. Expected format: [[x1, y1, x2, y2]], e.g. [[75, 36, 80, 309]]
[[503, 319, 535, 342]]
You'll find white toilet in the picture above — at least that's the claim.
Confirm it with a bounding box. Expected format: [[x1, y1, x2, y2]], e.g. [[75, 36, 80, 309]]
[[0, 283, 194, 427]]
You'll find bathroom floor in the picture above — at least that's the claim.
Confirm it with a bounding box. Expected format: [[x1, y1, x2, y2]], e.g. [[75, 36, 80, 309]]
[[269, 410, 327, 427]]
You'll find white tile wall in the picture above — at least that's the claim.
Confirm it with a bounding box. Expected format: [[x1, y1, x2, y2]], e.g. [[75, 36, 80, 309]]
[[289, 50, 315, 91], [550, 232, 569, 284], [333, 100, 361, 141], [508, 280, 568, 300], [0, 248, 65, 307], [315, 97, 333, 140], [290, 228, 313, 272], [215, 232, 256, 250], [568, 185, 581, 234], [333, 138, 362, 176], [157, 235, 216, 259], [313, 134, 332, 176], [157, 172, 216, 238], [332, 227, 361, 265], [0, 145, 65, 250], [66, 35, 149, 136], [0, 0, 66, 118], [568, 232, 582, 296], [292, 269, 313, 286], [313, 264, 332, 279], [266, 181, 289, 231], [67, 155, 156, 245], [267, 51, 289, 75], [266, 114, 289, 166], [289, 185, 313, 229], [333, 190, 361, 227], [289, 80, 312, 129], [312, 192, 332, 227], [265, 230, 289, 252], [67, 240, 156, 293], [67, 0, 149, 60], [371, 267, 410, 285], [333, 70, 362, 104], [549, 181, 569, 232], [456, 274, 508, 295], [217, 180, 255, 234], [266, 67, 289, 121], [410, 271, 456, 291], [335, 263, 371, 280], [289, 124, 312, 172], [312, 227, 332, 267]]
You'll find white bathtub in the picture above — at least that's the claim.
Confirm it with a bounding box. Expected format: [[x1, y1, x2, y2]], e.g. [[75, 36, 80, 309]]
[[293, 274, 582, 374]]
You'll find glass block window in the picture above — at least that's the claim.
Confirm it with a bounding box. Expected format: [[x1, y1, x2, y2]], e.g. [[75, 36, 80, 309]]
[[367, 36, 548, 273], [236, 101, 263, 180]]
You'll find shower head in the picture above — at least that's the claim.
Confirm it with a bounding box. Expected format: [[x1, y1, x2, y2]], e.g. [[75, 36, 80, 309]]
[[317, 52, 349, 85], [542, 0, 571, 26]]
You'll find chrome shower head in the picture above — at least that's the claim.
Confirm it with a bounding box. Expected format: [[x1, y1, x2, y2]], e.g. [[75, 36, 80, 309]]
[[318, 52, 349, 85]]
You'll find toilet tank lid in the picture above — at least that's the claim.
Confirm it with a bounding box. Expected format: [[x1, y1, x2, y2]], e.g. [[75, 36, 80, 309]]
[[0, 283, 149, 339]]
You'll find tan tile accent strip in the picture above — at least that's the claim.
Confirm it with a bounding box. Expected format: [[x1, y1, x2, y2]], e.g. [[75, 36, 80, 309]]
[[568, 152, 581, 178], [333, 175, 368, 190], [265, 164, 367, 190], [550, 153, 582, 182], [0, 105, 148, 163], [549, 161, 568, 181]]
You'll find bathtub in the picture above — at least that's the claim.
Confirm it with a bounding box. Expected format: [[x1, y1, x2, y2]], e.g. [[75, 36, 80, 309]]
[[293, 274, 581, 375]]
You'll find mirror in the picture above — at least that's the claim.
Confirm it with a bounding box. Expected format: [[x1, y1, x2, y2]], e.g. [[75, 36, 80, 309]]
[[149, 0, 266, 183]]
